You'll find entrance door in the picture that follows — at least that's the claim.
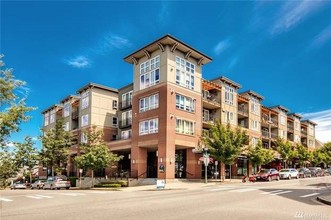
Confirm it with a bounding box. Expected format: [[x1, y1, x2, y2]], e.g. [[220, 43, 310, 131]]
[[175, 150, 186, 178], [147, 152, 157, 178]]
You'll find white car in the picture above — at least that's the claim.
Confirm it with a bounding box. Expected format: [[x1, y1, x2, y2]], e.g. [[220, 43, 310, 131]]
[[279, 169, 299, 179], [10, 182, 27, 190], [43, 175, 71, 190]]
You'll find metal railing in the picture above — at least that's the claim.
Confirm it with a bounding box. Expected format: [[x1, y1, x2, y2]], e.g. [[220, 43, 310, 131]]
[[262, 131, 270, 138], [238, 105, 249, 115], [120, 101, 132, 110], [119, 118, 132, 128]]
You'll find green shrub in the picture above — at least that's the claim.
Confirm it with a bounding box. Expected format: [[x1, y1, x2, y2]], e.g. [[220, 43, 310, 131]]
[[94, 183, 121, 188]]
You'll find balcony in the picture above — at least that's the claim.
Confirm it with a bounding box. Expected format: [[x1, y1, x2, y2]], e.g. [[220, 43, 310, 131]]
[[301, 129, 307, 136], [120, 100, 132, 110], [287, 124, 294, 132], [202, 92, 220, 109], [119, 118, 132, 129], [238, 119, 248, 129], [238, 104, 248, 118], [270, 117, 278, 127], [202, 113, 215, 125]]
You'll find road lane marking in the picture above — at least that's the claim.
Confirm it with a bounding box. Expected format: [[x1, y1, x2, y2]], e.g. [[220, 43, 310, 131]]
[[270, 190, 292, 195], [209, 187, 233, 192], [60, 193, 86, 196], [229, 188, 257, 193], [0, 198, 13, 202], [88, 191, 110, 194], [261, 190, 283, 195], [300, 193, 320, 198], [26, 196, 43, 199]]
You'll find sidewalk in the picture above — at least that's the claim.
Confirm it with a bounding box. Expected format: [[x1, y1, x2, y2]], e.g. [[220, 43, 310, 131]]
[[119, 179, 243, 192]]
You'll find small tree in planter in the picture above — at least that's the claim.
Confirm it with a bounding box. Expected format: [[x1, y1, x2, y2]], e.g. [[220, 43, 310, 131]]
[[75, 127, 123, 188]]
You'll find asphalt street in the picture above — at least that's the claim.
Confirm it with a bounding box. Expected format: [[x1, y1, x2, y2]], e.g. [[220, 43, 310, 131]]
[[1, 176, 330, 220]]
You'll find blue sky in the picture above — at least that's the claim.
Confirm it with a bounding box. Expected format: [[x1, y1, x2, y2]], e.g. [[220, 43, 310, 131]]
[[1, 1, 331, 147]]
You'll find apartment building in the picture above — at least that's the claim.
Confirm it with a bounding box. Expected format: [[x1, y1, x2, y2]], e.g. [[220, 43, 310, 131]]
[[41, 34, 317, 180]]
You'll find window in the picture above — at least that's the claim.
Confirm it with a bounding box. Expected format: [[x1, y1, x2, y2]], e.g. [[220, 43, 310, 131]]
[[175, 56, 195, 90], [64, 122, 70, 131], [294, 134, 300, 143], [112, 117, 118, 127], [176, 94, 195, 112], [121, 130, 132, 139], [122, 91, 133, 108], [44, 112, 49, 126], [81, 133, 87, 144], [280, 111, 286, 125], [251, 120, 260, 131], [225, 85, 234, 105], [279, 129, 286, 139], [50, 110, 55, 124], [308, 139, 314, 147], [139, 93, 159, 112], [140, 56, 160, 89], [139, 118, 158, 135], [251, 97, 260, 116], [81, 91, 89, 109], [63, 103, 70, 117], [225, 111, 234, 123], [121, 110, 132, 127], [176, 118, 195, 135], [81, 114, 89, 127], [112, 100, 118, 110]]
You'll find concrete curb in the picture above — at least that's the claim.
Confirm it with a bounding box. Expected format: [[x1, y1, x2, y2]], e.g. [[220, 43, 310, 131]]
[[317, 195, 331, 206]]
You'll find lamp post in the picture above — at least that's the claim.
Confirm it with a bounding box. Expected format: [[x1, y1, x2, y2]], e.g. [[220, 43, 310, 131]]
[[203, 147, 209, 184]]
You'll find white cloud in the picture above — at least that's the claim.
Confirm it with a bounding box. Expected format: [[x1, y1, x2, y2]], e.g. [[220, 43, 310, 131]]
[[301, 109, 331, 143], [6, 142, 15, 148], [96, 34, 131, 54], [310, 24, 331, 48], [65, 56, 91, 68], [271, 1, 325, 36], [214, 38, 231, 55]]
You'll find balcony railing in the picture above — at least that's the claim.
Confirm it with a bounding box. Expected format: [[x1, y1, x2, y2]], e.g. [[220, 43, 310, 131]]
[[119, 118, 132, 128], [301, 129, 307, 136], [262, 131, 270, 138], [287, 124, 294, 131], [71, 111, 79, 120], [270, 118, 278, 126], [203, 114, 215, 124], [120, 100, 132, 110], [270, 133, 278, 139]]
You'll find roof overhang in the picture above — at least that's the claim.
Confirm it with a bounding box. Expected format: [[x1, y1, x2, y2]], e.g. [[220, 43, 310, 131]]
[[124, 34, 212, 65]]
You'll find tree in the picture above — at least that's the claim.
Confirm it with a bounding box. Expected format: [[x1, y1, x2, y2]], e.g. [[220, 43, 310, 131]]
[[296, 144, 310, 168], [0, 55, 35, 146], [320, 142, 331, 167], [247, 141, 275, 173], [202, 121, 248, 180], [274, 138, 297, 168], [14, 136, 39, 183], [75, 127, 123, 188], [40, 119, 72, 176], [0, 148, 18, 188], [310, 149, 326, 167]]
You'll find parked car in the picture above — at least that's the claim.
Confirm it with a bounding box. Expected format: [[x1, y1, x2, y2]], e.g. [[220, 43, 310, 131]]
[[307, 167, 324, 177], [254, 168, 280, 181], [31, 180, 46, 189], [43, 175, 71, 190], [279, 168, 299, 179], [324, 168, 331, 176], [10, 181, 27, 190], [297, 168, 312, 178]]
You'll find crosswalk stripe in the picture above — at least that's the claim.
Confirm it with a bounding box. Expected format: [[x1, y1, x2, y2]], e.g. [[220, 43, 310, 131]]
[[230, 188, 258, 193], [300, 193, 320, 198], [26, 196, 43, 199], [209, 187, 233, 192], [0, 198, 13, 202], [270, 190, 292, 195], [261, 190, 283, 195]]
